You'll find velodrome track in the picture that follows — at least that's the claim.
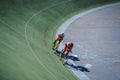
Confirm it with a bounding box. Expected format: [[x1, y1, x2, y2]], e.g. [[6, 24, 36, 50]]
[[57, 3, 120, 80], [0, 1, 120, 80]]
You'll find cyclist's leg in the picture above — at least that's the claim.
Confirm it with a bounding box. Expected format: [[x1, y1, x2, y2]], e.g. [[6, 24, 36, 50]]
[[52, 39, 57, 50], [60, 49, 65, 60], [64, 51, 69, 64], [52, 40, 56, 48], [54, 40, 60, 50], [65, 51, 69, 59]]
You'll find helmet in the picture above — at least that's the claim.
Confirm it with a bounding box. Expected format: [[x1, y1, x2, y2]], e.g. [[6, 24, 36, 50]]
[[67, 42, 73, 45], [61, 33, 64, 37], [67, 42, 70, 45], [70, 42, 73, 46], [66, 42, 73, 48]]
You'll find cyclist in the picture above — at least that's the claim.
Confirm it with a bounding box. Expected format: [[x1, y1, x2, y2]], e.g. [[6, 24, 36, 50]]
[[52, 33, 64, 50], [60, 42, 74, 59]]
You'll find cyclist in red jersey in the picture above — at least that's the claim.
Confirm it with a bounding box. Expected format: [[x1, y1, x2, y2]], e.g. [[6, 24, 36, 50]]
[[52, 33, 64, 50], [61, 42, 74, 59]]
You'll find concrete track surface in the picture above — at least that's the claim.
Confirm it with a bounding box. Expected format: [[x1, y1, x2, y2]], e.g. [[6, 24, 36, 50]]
[[59, 3, 120, 80]]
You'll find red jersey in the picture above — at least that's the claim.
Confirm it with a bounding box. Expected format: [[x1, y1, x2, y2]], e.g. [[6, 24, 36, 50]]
[[57, 34, 63, 40], [64, 42, 73, 51]]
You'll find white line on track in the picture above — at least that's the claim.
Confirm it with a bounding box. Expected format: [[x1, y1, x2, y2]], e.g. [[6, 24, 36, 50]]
[[56, 2, 120, 80], [24, 1, 72, 80], [0, 19, 10, 27]]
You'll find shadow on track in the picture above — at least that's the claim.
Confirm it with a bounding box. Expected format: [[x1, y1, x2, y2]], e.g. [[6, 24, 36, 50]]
[[67, 55, 80, 61], [66, 63, 90, 72], [54, 50, 90, 72], [54, 50, 80, 61]]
